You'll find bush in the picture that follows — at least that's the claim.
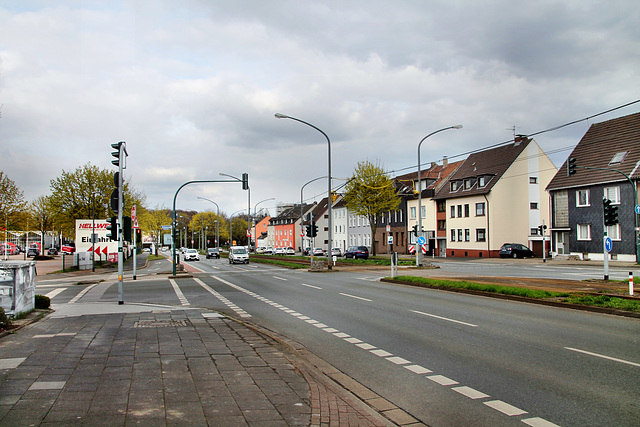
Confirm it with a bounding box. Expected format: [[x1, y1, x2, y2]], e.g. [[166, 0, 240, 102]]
[[0, 307, 10, 328], [35, 294, 51, 309]]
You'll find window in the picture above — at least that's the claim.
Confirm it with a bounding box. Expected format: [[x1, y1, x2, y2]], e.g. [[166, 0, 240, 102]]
[[464, 179, 472, 189], [450, 229, 456, 241], [529, 177, 538, 184], [464, 204, 470, 217], [464, 229, 470, 242], [457, 205, 463, 218], [476, 229, 486, 242], [606, 224, 621, 240], [410, 207, 416, 219], [451, 181, 459, 191], [478, 176, 486, 187], [604, 186, 620, 204], [531, 228, 539, 235], [457, 229, 463, 241], [609, 151, 629, 165], [450, 206, 455, 218], [576, 189, 590, 207], [577, 224, 591, 241], [475, 202, 486, 216], [437, 201, 446, 213], [421, 206, 426, 219], [530, 202, 539, 210], [438, 220, 446, 230]]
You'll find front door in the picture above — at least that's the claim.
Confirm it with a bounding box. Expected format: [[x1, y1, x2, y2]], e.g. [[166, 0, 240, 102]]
[[556, 232, 569, 255]]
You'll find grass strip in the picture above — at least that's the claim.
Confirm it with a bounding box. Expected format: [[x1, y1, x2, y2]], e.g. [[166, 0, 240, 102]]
[[563, 294, 640, 312], [390, 276, 570, 299], [249, 258, 308, 269]]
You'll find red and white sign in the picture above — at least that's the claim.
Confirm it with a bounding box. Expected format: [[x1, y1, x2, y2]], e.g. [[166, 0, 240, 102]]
[[75, 219, 118, 255], [408, 244, 428, 254], [131, 205, 137, 220]]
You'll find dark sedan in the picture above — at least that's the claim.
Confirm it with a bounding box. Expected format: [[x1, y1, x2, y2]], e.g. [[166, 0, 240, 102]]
[[344, 246, 369, 259], [499, 243, 535, 258]]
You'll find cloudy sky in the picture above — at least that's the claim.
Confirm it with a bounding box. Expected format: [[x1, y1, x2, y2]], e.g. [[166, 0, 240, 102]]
[[1, 0, 639, 217]]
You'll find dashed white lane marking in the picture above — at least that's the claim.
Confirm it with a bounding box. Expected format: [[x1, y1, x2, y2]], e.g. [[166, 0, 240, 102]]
[[169, 279, 190, 306], [522, 417, 561, 426], [301, 283, 322, 289], [410, 309, 478, 327], [273, 276, 287, 281], [209, 275, 558, 426], [565, 347, 640, 367], [453, 386, 489, 399], [197, 277, 251, 318], [0, 357, 26, 369], [339, 292, 372, 302], [45, 288, 67, 299], [483, 400, 527, 416]]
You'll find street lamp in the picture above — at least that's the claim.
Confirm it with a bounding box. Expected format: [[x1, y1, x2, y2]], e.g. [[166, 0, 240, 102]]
[[197, 197, 220, 249], [300, 176, 326, 260], [275, 113, 334, 268], [416, 125, 463, 266], [228, 209, 246, 247]]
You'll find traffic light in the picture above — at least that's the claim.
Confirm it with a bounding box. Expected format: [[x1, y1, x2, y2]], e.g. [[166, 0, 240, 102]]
[[566, 157, 577, 176], [106, 216, 118, 241], [123, 216, 132, 242], [305, 224, 312, 237], [603, 198, 619, 226], [242, 173, 249, 190], [111, 141, 125, 167], [311, 221, 318, 238], [412, 224, 419, 236], [537, 224, 547, 235]]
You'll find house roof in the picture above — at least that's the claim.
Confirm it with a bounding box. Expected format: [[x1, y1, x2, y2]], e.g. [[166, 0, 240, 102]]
[[546, 112, 640, 191], [395, 160, 465, 197], [269, 204, 313, 224], [434, 137, 532, 200]]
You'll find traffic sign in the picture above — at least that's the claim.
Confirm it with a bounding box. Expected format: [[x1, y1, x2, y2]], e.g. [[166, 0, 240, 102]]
[[131, 205, 137, 220], [635, 205, 640, 215], [605, 237, 613, 252], [417, 236, 426, 245], [388, 235, 393, 245]]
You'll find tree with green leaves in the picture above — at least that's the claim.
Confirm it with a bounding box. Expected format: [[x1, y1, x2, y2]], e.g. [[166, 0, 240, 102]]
[[138, 206, 172, 255], [0, 171, 27, 231], [30, 195, 55, 248], [343, 160, 400, 256], [48, 163, 146, 238], [190, 211, 226, 249]]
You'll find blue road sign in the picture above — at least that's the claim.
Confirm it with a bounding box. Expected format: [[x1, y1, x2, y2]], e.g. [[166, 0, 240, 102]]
[[605, 237, 613, 252], [417, 236, 426, 245], [635, 205, 640, 215]]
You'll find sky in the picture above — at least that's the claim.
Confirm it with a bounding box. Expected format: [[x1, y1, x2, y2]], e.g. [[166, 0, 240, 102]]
[[1, 0, 639, 218]]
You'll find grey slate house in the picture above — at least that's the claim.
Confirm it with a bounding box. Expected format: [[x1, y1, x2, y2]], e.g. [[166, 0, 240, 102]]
[[546, 112, 640, 262]]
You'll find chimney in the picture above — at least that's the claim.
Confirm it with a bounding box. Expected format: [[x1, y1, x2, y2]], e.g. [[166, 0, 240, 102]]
[[431, 162, 437, 168], [442, 156, 448, 167], [514, 134, 528, 145]]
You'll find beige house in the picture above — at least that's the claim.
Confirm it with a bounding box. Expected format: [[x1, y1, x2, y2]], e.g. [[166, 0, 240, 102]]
[[433, 136, 557, 257]]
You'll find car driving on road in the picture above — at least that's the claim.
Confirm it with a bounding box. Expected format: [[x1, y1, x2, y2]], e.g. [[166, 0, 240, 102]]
[[206, 248, 220, 259], [184, 248, 200, 261], [229, 246, 249, 264]]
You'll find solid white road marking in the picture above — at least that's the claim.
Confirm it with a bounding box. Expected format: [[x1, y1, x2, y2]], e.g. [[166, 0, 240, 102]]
[[45, 288, 66, 299], [339, 292, 372, 302], [201, 277, 251, 318], [169, 279, 190, 306], [68, 283, 99, 304], [410, 310, 478, 327], [564, 347, 640, 367]]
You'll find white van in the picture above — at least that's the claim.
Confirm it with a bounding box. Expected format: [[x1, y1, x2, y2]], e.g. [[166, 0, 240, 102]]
[[228, 246, 249, 264]]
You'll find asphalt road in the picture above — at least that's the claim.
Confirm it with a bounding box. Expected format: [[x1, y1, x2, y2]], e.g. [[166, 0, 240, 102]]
[[37, 256, 640, 426]]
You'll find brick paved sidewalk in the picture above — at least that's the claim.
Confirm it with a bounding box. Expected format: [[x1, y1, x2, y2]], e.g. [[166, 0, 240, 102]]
[[0, 307, 399, 426]]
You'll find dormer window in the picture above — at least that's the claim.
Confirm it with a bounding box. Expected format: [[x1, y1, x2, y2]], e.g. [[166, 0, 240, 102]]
[[463, 178, 473, 190], [478, 176, 486, 187], [450, 181, 459, 192]]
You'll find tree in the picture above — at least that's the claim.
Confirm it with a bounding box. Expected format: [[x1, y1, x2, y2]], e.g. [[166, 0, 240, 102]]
[[343, 160, 400, 256], [190, 211, 225, 249], [30, 195, 55, 249], [48, 163, 146, 238], [0, 171, 27, 231]]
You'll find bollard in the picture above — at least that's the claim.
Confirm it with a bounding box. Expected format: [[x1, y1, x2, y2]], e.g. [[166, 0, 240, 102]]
[[630, 272, 634, 296]]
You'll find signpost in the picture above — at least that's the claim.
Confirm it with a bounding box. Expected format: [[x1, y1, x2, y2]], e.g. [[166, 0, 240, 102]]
[[132, 205, 138, 280]]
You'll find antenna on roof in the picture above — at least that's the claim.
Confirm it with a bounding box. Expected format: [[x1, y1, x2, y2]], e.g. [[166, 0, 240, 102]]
[[506, 125, 516, 141]]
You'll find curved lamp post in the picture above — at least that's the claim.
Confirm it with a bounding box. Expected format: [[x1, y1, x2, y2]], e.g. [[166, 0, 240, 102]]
[[253, 197, 275, 249], [276, 113, 333, 268], [197, 197, 220, 249], [417, 125, 463, 266]]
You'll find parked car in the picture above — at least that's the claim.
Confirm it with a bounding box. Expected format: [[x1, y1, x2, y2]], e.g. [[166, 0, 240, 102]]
[[312, 247, 325, 257], [263, 247, 274, 255], [26, 247, 40, 257], [330, 248, 342, 257], [274, 247, 285, 255], [229, 246, 249, 264], [285, 247, 295, 255], [61, 243, 75, 254], [184, 248, 200, 261], [303, 247, 311, 256], [344, 246, 369, 259], [499, 243, 535, 258], [256, 247, 265, 254], [47, 247, 58, 255], [206, 248, 220, 259]]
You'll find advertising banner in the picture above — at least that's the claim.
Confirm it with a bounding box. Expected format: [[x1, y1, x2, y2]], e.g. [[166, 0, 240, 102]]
[[75, 219, 118, 258]]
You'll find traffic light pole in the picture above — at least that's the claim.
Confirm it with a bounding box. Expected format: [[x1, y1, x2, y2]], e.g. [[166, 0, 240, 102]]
[[112, 142, 127, 305]]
